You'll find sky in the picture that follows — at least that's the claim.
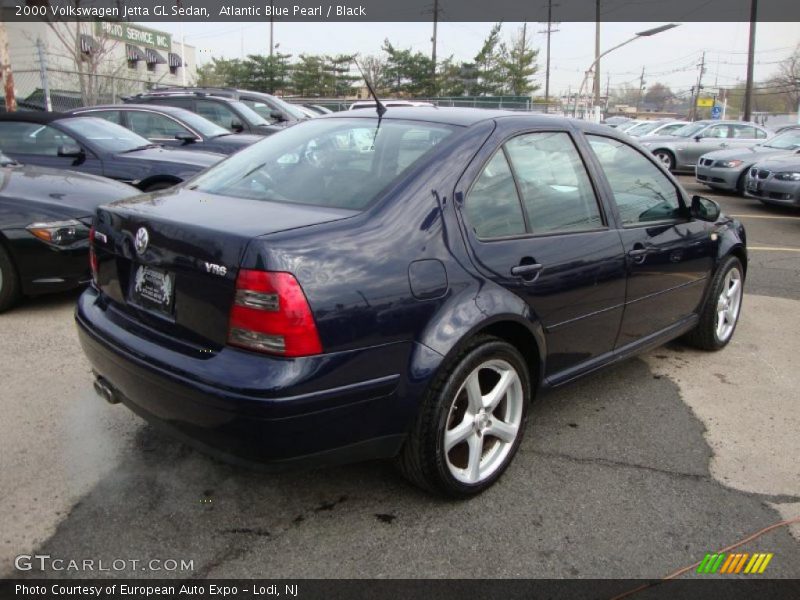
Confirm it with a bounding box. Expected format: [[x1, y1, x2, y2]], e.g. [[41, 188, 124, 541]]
[[152, 21, 800, 98]]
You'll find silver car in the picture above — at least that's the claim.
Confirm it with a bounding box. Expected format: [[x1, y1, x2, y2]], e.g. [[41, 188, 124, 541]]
[[639, 120, 773, 173], [696, 126, 800, 193], [632, 120, 689, 138], [744, 155, 800, 207]]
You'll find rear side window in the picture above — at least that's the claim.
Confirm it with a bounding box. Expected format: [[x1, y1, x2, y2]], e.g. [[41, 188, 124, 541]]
[[504, 132, 602, 234], [85, 111, 122, 125], [195, 100, 238, 130], [587, 135, 682, 226], [465, 151, 526, 239]]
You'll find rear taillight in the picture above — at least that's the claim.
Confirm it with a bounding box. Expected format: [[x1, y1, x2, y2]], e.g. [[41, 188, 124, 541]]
[[88, 226, 98, 282], [227, 269, 322, 357]]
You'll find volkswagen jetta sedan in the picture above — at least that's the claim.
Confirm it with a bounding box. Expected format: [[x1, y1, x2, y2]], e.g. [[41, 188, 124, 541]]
[[77, 109, 748, 497], [0, 113, 224, 192], [0, 152, 138, 312]]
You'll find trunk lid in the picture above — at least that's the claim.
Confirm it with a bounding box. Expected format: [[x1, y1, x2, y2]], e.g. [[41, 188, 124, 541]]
[[93, 187, 357, 350]]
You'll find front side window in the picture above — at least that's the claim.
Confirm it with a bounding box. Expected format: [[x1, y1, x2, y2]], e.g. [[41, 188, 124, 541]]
[[195, 100, 238, 130], [56, 117, 152, 153], [465, 151, 526, 239], [587, 135, 682, 226], [127, 111, 191, 139], [190, 118, 456, 211], [504, 132, 602, 234], [0, 122, 77, 156]]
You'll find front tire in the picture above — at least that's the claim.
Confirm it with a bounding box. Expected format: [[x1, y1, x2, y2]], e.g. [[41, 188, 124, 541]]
[[0, 244, 21, 313], [653, 150, 675, 171], [684, 256, 744, 351], [396, 336, 531, 497]]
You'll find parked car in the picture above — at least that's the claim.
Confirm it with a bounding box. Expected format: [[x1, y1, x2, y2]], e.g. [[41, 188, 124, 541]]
[[696, 126, 800, 193], [602, 116, 632, 128], [294, 105, 321, 119], [124, 92, 283, 136], [616, 119, 646, 133], [628, 120, 689, 138], [147, 86, 309, 125], [348, 100, 435, 110], [0, 113, 224, 192], [0, 151, 138, 312], [639, 120, 773, 172], [78, 109, 747, 497], [744, 155, 800, 207], [303, 104, 333, 115], [67, 104, 265, 155]]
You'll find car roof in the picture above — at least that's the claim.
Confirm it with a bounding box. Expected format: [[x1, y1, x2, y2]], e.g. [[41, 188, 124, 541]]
[[0, 111, 72, 124], [72, 103, 189, 115], [129, 92, 239, 103], [321, 107, 584, 128]]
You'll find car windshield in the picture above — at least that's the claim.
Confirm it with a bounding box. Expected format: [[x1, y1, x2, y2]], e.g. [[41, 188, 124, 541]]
[[671, 122, 708, 138], [763, 129, 800, 149], [169, 109, 230, 137], [229, 101, 270, 127], [627, 121, 662, 136], [57, 117, 153, 153], [190, 118, 458, 210], [264, 95, 308, 120]]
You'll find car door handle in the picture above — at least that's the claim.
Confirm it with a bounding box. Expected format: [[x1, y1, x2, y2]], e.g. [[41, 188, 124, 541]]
[[510, 263, 544, 277], [627, 248, 649, 258]]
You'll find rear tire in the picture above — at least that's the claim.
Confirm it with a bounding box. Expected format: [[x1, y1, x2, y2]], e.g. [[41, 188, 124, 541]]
[[0, 244, 21, 313], [396, 336, 531, 497], [684, 256, 744, 351], [653, 150, 675, 171]]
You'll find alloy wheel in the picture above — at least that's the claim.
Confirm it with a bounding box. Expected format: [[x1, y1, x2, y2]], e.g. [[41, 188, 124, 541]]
[[715, 267, 743, 343], [443, 359, 524, 484]]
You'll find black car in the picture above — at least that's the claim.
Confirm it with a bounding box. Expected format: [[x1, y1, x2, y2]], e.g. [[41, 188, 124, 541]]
[[78, 109, 747, 497], [0, 151, 138, 311], [66, 104, 265, 156], [124, 92, 283, 136], [151, 86, 309, 125], [0, 113, 224, 192]]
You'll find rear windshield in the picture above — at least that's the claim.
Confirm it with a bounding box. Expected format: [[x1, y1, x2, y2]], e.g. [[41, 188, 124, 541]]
[[190, 118, 457, 210]]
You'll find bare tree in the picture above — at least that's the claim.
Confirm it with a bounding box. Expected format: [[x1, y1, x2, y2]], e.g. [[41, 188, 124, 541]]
[[772, 44, 800, 111]]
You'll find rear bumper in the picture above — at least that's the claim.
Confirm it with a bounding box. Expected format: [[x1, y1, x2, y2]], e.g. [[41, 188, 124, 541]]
[[76, 287, 419, 467]]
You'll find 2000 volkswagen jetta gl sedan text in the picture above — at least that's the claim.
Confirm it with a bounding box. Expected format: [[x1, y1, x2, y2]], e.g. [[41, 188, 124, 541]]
[[76, 109, 748, 497]]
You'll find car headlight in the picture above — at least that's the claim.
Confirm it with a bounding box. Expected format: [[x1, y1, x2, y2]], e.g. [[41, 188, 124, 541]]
[[716, 160, 743, 168], [26, 219, 90, 246], [773, 172, 800, 181]]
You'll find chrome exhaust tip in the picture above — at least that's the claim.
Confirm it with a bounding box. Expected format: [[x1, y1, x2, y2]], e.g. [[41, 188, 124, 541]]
[[93, 376, 119, 405]]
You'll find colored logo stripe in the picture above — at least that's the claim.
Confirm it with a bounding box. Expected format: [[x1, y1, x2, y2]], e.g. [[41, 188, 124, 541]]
[[697, 552, 773, 574]]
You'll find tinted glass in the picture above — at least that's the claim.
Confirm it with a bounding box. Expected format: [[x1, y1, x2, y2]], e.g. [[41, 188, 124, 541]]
[[57, 117, 152, 153], [0, 122, 77, 156], [505, 132, 602, 234], [191, 118, 456, 210], [128, 111, 191, 139], [85, 110, 122, 125], [195, 100, 238, 130], [166, 109, 229, 137], [465, 151, 526, 239], [588, 135, 682, 226]]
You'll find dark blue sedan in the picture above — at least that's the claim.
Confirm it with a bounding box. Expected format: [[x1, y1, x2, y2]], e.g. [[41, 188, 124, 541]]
[[0, 113, 224, 192], [66, 104, 264, 156], [77, 109, 748, 496]]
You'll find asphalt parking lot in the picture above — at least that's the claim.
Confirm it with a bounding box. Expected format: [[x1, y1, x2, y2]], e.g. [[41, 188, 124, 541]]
[[1, 175, 798, 580]]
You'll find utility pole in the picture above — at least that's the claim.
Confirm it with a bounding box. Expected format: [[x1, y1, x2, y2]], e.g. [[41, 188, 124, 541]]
[[593, 0, 601, 107], [269, 0, 274, 58], [0, 21, 16, 112], [431, 0, 439, 96], [605, 72, 610, 111], [743, 0, 757, 121], [539, 0, 559, 113], [635, 66, 645, 115], [690, 52, 706, 121], [36, 38, 52, 111]]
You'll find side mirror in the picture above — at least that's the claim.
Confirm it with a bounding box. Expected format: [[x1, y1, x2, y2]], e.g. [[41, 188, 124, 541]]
[[174, 132, 198, 144], [269, 110, 285, 122], [230, 119, 244, 133], [691, 195, 721, 222], [57, 144, 84, 158], [694, 135, 703, 142]]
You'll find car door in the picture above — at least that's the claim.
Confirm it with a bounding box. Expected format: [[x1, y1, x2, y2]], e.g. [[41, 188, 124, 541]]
[[586, 134, 716, 347], [456, 128, 627, 379], [126, 110, 196, 148], [728, 124, 769, 149], [681, 124, 732, 166], [0, 121, 103, 176]]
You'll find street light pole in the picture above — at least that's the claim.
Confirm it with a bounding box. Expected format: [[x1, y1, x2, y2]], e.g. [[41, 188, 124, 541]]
[[573, 23, 678, 118]]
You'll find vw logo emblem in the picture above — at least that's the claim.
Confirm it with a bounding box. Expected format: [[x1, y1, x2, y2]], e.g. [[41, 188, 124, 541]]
[[134, 227, 149, 255]]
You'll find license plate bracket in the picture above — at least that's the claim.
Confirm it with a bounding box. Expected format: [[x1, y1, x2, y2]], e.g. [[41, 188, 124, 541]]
[[130, 264, 175, 316]]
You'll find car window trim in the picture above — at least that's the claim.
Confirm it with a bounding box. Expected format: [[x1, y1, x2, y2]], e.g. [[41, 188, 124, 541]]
[[462, 128, 610, 242], [583, 132, 690, 228]]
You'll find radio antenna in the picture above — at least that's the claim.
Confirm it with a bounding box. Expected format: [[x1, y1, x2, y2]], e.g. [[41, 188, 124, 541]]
[[353, 56, 386, 118]]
